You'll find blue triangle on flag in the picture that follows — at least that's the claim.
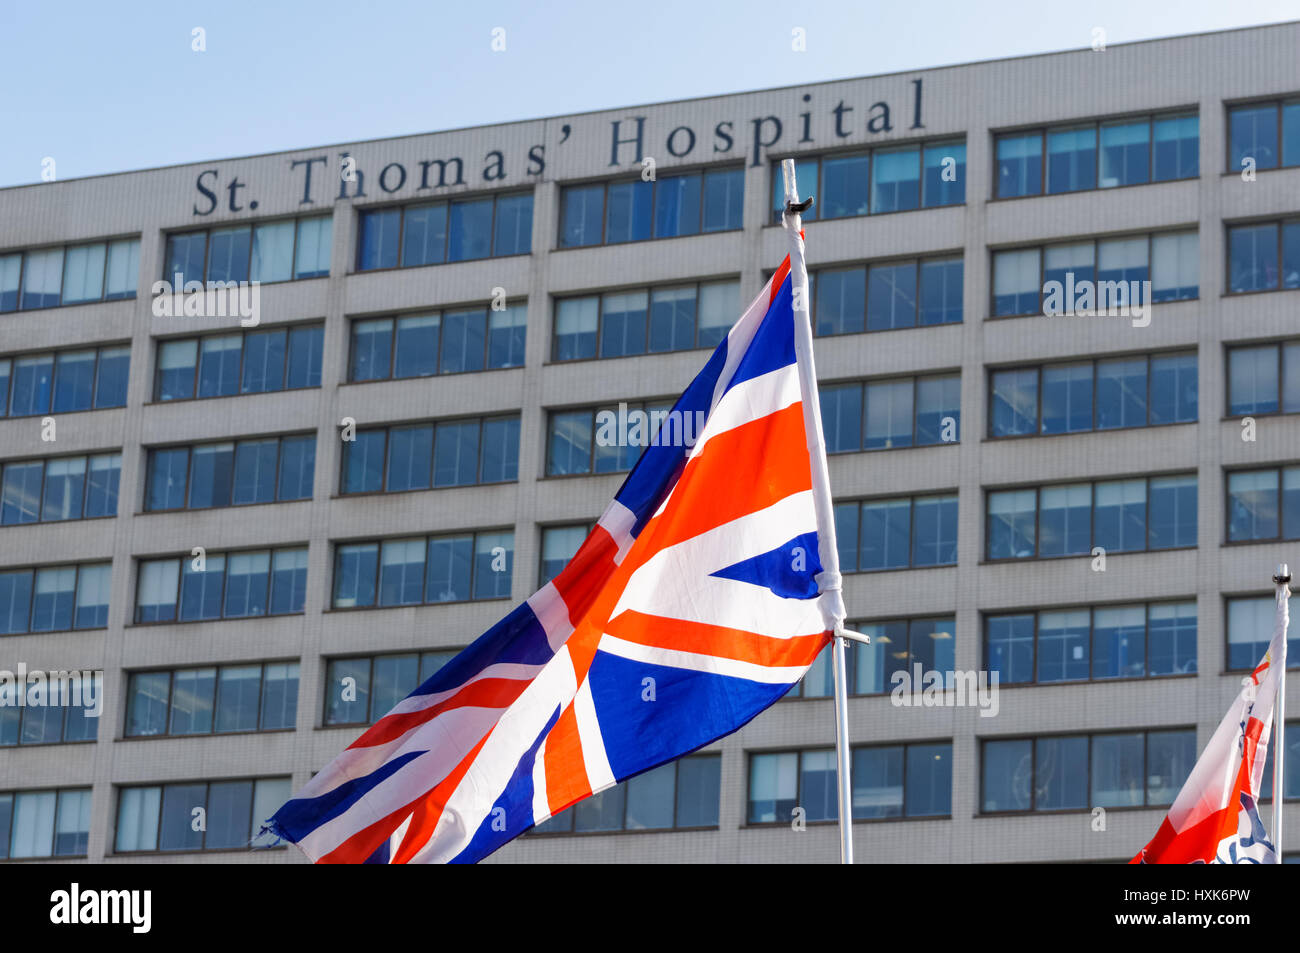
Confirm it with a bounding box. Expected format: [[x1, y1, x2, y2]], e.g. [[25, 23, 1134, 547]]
[[709, 531, 822, 599]]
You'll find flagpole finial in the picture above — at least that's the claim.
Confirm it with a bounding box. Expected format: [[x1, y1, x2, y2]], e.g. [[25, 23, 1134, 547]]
[[1275, 563, 1291, 585]]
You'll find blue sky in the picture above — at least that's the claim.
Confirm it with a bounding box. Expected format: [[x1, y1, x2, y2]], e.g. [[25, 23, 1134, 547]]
[[0, 0, 1296, 187]]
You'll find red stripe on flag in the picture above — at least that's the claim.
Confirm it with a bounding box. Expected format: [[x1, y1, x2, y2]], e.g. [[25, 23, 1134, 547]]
[[769, 256, 791, 304], [606, 610, 828, 669], [543, 702, 590, 817], [349, 676, 532, 749]]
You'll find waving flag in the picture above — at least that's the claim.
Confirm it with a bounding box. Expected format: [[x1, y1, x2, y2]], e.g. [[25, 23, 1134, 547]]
[[268, 249, 844, 863], [1132, 582, 1290, 864]]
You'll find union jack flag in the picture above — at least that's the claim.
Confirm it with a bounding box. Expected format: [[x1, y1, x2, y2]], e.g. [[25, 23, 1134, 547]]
[[268, 251, 840, 863]]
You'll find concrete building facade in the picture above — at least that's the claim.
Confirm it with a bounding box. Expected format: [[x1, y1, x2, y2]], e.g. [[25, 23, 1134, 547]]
[[1, 21, 1298, 864]]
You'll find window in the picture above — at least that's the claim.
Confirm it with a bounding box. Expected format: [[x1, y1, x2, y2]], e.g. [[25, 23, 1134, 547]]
[[989, 352, 1197, 438], [986, 601, 1196, 685], [533, 754, 722, 834], [834, 495, 957, 572], [165, 217, 330, 286], [1258, 720, 1300, 802], [349, 304, 526, 381], [145, 434, 314, 510], [560, 169, 742, 248], [114, 777, 289, 853], [322, 650, 457, 725], [0, 453, 121, 524], [820, 373, 959, 453], [748, 744, 950, 823], [155, 324, 323, 401], [0, 788, 91, 858], [552, 280, 740, 361], [0, 673, 101, 747], [789, 617, 956, 698], [992, 230, 1198, 317], [982, 729, 1195, 813], [0, 562, 109, 635], [539, 523, 592, 586], [124, 662, 298, 738], [1228, 341, 1300, 416], [545, 400, 676, 476], [810, 255, 962, 336], [341, 416, 518, 493], [134, 547, 305, 623], [769, 140, 965, 224], [0, 344, 129, 418], [331, 530, 512, 611], [356, 194, 528, 270], [1228, 219, 1300, 294], [1227, 595, 1300, 671], [1228, 99, 1300, 172], [995, 112, 1197, 199], [986, 475, 1197, 560], [0, 238, 138, 314], [1227, 466, 1300, 543]]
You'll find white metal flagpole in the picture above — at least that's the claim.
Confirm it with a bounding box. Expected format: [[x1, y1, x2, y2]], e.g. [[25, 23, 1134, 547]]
[[780, 158, 868, 865], [1272, 563, 1290, 857]]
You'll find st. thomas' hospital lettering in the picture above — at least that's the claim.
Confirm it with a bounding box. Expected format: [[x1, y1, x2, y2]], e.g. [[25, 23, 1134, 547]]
[[191, 79, 926, 216]]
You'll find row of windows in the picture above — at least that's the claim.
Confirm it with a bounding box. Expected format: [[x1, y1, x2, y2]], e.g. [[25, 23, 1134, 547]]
[[156, 325, 323, 402], [333, 532, 513, 610], [996, 112, 1198, 198], [342, 416, 519, 493], [1228, 219, 1300, 294], [990, 352, 1197, 437], [0, 238, 139, 312], [135, 548, 307, 624], [115, 778, 287, 853], [790, 618, 955, 698], [535, 755, 722, 833], [833, 495, 958, 571], [987, 602, 1197, 684], [0, 675, 101, 746], [1228, 99, 1300, 172], [811, 256, 964, 334], [992, 231, 1198, 317], [1227, 465, 1300, 544], [0, 562, 110, 634], [350, 305, 526, 381], [560, 169, 743, 248], [750, 743, 952, 822], [10, 724, 1300, 857], [357, 193, 531, 270], [323, 650, 455, 726], [126, 662, 299, 737], [0, 345, 129, 417], [146, 435, 315, 511], [164, 217, 331, 287], [0, 453, 120, 524], [772, 141, 966, 225], [553, 281, 738, 360], [821, 374, 960, 452], [988, 475, 1197, 560]]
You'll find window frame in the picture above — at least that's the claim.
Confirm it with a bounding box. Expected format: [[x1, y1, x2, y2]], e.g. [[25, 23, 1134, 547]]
[[0, 343, 131, 419], [338, 414, 520, 495], [1224, 217, 1300, 296], [328, 528, 515, 614], [986, 349, 1198, 439], [143, 432, 316, 512], [346, 303, 527, 382], [992, 108, 1198, 201], [112, 776, 290, 855], [836, 493, 959, 572], [153, 323, 325, 403], [1224, 96, 1300, 173], [982, 600, 1198, 686], [984, 474, 1199, 562], [132, 546, 307, 625], [122, 660, 300, 739], [558, 166, 746, 249], [354, 192, 532, 273], [979, 728, 1197, 815], [163, 215, 332, 286]]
